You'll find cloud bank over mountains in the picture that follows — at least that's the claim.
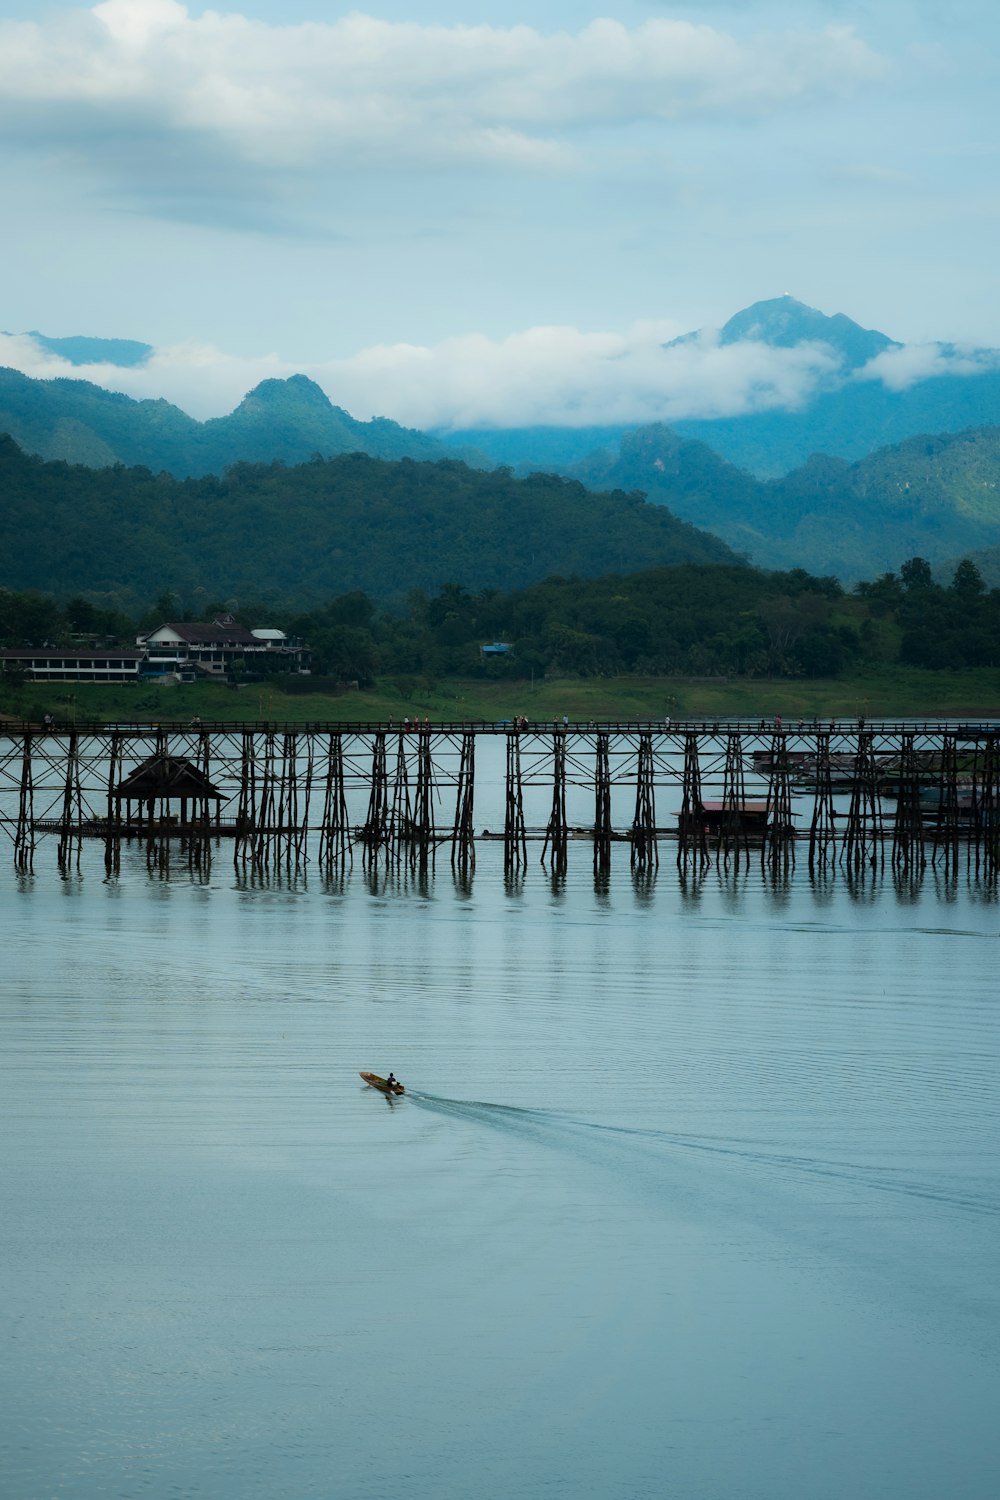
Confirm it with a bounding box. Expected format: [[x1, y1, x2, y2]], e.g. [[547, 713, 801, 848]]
[[3, 314, 997, 430], [0, 1, 884, 185]]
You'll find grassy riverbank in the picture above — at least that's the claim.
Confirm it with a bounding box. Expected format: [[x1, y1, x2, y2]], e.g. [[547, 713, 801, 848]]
[[2, 666, 998, 727]]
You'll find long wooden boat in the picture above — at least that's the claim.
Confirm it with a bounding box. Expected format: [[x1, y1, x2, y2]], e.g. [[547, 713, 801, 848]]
[[359, 1071, 405, 1096]]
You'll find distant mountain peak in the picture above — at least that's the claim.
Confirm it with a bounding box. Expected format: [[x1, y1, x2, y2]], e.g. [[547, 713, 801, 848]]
[[240, 374, 333, 409], [20, 331, 154, 368], [670, 295, 899, 371]]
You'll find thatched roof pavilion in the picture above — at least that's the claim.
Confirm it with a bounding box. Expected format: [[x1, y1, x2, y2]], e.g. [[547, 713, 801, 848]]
[[115, 753, 222, 802], [113, 753, 224, 832]]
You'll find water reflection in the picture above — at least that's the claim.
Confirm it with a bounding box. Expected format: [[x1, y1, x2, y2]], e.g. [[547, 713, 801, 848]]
[[806, 870, 837, 907], [12, 839, 1000, 914], [843, 868, 885, 905], [677, 868, 707, 906], [892, 870, 926, 905], [760, 868, 794, 906]]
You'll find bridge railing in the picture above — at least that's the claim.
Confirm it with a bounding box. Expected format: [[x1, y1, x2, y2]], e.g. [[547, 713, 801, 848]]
[[1, 718, 996, 736]]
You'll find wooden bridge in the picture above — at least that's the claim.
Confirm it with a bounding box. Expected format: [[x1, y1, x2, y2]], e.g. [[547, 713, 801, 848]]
[[1, 719, 997, 880]]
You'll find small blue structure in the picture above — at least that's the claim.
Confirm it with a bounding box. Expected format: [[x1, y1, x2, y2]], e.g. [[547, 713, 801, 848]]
[[480, 642, 513, 656]]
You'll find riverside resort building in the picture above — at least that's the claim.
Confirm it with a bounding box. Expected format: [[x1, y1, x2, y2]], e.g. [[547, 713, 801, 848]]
[[0, 615, 310, 685]]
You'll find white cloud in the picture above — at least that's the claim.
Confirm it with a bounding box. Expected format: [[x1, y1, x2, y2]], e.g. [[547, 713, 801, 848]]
[[8, 319, 1000, 431], [321, 325, 846, 429], [0, 322, 845, 429], [856, 342, 1000, 390], [0, 3, 886, 174]]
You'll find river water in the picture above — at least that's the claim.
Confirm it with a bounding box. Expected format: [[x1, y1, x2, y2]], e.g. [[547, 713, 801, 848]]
[[3, 738, 1000, 1499]]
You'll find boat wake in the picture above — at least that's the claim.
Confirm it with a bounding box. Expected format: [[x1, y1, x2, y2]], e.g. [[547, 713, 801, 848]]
[[406, 1091, 1000, 1219]]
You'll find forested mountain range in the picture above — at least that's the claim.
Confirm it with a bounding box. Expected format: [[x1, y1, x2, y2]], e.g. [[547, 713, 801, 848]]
[[0, 435, 735, 608], [0, 367, 478, 476], [5, 365, 1000, 584], [569, 424, 1000, 583], [5, 298, 1000, 589]]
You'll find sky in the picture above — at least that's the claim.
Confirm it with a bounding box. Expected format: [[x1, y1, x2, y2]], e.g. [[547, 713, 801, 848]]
[[0, 0, 997, 426]]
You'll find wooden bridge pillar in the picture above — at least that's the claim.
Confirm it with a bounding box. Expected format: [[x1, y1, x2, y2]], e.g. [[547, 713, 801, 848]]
[[318, 732, 351, 871], [891, 732, 926, 875], [542, 730, 569, 876], [451, 731, 476, 877], [234, 730, 256, 868], [718, 732, 750, 872], [14, 732, 35, 874], [412, 727, 436, 874], [808, 731, 837, 874], [630, 732, 658, 873], [57, 731, 83, 872], [970, 733, 1000, 879], [361, 731, 390, 870], [504, 732, 527, 877], [762, 731, 796, 876], [390, 731, 413, 867], [930, 732, 962, 876], [842, 731, 884, 874], [593, 731, 613, 876], [104, 731, 122, 875], [677, 732, 708, 871]]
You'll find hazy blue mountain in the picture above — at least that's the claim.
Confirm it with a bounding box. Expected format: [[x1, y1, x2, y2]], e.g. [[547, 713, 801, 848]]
[[440, 297, 1000, 478], [0, 367, 480, 476], [24, 332, 155, 367], [440, 368, 1000, 480], [672, 368, 1000, 476], [432, 424, 633, 471], [570, 422, 1000, 582], [668, 294, 899, 370], [444, 361, 1000, 481]]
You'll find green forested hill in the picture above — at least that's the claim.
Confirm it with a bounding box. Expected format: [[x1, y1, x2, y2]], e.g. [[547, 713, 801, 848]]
[[570, 423, 1000, 581], [0, 368, 478, 476], [0, 435, 737, 606]]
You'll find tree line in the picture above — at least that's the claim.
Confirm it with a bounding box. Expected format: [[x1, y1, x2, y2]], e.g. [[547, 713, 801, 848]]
[[3, 556, 998, 687]]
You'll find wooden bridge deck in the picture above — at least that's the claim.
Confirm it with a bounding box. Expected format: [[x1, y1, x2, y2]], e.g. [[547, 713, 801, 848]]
[[2, 718, 996, 737]]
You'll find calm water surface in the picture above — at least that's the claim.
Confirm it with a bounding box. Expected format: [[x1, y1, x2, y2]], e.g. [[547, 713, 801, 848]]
[[2, 835, 999, 1499]]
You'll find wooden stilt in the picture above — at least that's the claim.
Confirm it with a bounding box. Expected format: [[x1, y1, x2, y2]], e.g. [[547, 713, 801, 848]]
[[541, 730, 569, 876], [593, 731, 613, 876], [451, 731, 476, 877], [630, 732, 658, 873], [677, 732, 709, 871], [504, 732, 527, 877], [14, 732, 35, 873], [762, 732, 796, 876], [808, 731, 837, 874]]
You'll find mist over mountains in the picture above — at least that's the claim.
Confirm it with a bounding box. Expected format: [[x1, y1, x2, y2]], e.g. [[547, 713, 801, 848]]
[[440, 297, 1000, 476], [3, 296, 1000, 587]]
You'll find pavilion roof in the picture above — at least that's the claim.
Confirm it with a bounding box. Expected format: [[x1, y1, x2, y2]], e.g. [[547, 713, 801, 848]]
[[114, 753, 223, 801]]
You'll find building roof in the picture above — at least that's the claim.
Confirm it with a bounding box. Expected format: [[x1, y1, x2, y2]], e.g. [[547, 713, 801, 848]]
[[1, 647, 144, 660], [115, 754, 223, 801], [699, 800, 799, 818], [143, 620, 260, 647]]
